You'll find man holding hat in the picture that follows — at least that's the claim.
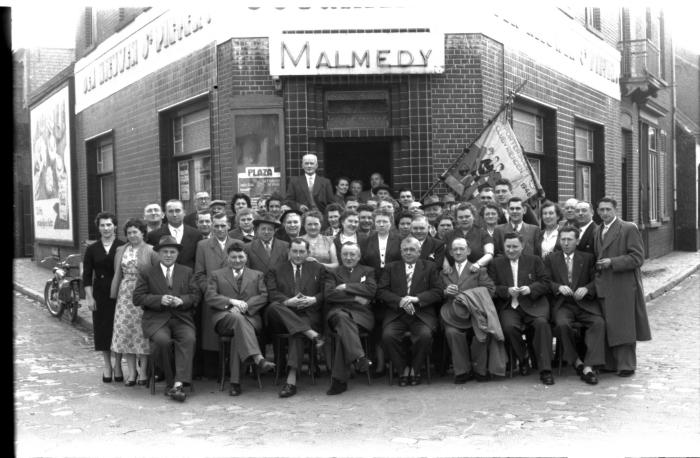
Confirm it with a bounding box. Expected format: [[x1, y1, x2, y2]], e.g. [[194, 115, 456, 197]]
[[206, 241, 275, 396], [133, 235, 201, 402], [246, 215, 290, 276]]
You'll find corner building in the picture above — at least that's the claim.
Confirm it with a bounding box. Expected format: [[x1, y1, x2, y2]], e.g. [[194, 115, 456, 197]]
[[56, 6, 678, 261]]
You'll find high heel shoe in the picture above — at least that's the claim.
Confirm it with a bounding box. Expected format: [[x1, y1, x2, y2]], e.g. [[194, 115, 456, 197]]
[[102, 374, 113, 383], [113, 374, 124, 382]]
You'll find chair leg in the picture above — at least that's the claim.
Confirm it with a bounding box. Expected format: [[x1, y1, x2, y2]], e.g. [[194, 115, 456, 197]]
[[426, 354, 431, 384], [218, 341, 228, 392], [387, 360, 393, 386], [309, 338, 317, 386]]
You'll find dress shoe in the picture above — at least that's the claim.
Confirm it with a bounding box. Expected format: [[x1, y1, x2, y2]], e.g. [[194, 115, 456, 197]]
[[410, 374, 422, 386], [125, 378, 137, 387], [474, 372, 491, 383], [581, 371, 599, 385], [354, 356, 372, 373], [326, 378, 347, 395], [539, 370, 555, 385], [454, 372, 474, 384], [519, 360, 530, 377], [279, 383, 297, 398], [228, 383, 242, 396], [168, 385, 187, 402], [113, 375, 124, 383], [256, 358, 276, 374], [102, 374, 113, 383], [398, 375, 410, 387], [137, 379, 148, 386], [617, 369, 635, 377], [574, 363, 584, 377]]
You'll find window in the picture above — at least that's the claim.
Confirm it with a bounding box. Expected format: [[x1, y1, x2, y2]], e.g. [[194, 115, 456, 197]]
[[324, 90, 390, 129], [86, 135, 116, 239], [84, 7, 96, 48], [574, 124, 598, 203], [171, 107, 211, 209], [658, 129, 667, 218], [586, 7, 601, 33], [513, 110, 544, 154], [512, 103, 558, 201], [647, 126, 659, 222]]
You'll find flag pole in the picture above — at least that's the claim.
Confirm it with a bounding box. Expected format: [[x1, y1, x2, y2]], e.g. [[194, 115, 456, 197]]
[[420, 79, 528, 202]]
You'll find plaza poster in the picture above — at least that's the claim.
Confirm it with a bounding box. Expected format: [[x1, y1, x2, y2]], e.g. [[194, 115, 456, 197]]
[[238, 167, 281, 209], [30, 85, 74, 243]]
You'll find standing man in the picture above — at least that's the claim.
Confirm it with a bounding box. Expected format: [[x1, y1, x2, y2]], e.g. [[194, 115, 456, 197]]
[[146, 199, 202, 270], [184, 191, 211, 228], [285, 153, 335, 214], [545, 226, 605, 385], [133, 236, 201, 402], [410, 215, 445, 268], [562, 198, 579, 228], [323, 242, 377, 395], [594, 197, 651, 377], [493, 197, 541, 258], [575, 201, 597, 255], [397, 188, 415, 211], [488, 232, 554, 385], [359, 172, 386, 203], [196, 211, 212, 238], [493, 178, 539, 226], [206, 242, 275, 396], [143, 201, 164, 234], [379, 236, 443, 386], [478, 187, 496, 206]]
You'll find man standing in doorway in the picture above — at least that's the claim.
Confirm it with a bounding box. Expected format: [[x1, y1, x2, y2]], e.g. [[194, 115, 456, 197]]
[[285, 153, 335, 214]]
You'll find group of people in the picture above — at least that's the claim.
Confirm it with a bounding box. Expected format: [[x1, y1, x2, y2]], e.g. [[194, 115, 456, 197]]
[[81, 153, 651, 403]]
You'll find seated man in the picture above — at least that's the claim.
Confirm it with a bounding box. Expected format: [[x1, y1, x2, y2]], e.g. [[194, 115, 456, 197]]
[[488, 232, 554, 385], [205, 241, 275, 396], [379, 236, 443, 386], [323, 242, 377, 395], [545, 226, 605, 385], [133, 236, 201, 402], [265, 238, 326, 398], [440, 237, 497, 383]]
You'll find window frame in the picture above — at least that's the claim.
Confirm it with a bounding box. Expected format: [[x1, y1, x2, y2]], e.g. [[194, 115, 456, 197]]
[[86, 133, 117, 240], [574, 121, 603, 205]]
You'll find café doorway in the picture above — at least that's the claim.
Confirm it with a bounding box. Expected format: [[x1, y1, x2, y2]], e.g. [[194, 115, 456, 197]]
[[324, 140, 392, 191]]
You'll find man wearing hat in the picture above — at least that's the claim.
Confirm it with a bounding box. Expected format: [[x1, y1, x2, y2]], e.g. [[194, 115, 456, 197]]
[[246, 215, 290, 276], [285, 153, 335, 214], [205, 241, 275, 396], [146, 199, 203, 270], [422, 195, 444, 237], [275, 209, 304, 244], [209, 199, 228, 216], [133, 236, 201, 402]]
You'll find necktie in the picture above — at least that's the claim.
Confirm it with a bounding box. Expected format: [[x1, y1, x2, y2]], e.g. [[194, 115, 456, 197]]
[[307, 176, 316, 208], [565, 254, 573, 284], [234, 269, 242, 289], [406, 264, 414, 293], [601, 225, 609, 240], [456, 262, 464, 277], [165, 267, 172, 289], [265, 241, 272, 255], [294, 265, 302, 294], [510, 261, 519, 309], [172, 227, 179, 242]]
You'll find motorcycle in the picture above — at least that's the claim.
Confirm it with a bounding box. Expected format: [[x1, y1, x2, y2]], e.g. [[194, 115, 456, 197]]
[[40, 253, 84, 322]]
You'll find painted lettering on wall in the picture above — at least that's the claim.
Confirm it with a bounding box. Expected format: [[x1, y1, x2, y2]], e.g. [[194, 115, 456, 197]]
[[281, 42, 433, 70]]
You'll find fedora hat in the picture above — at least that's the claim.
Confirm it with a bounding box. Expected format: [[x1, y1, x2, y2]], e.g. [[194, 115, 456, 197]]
[[422, 194, 444, 209], [253, 214, 281, 229], [155, 235, 183, 252], [280, 208, 303, 223]]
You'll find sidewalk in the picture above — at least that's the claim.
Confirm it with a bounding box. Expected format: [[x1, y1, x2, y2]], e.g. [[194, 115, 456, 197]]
[[13, 250, 700, 333]]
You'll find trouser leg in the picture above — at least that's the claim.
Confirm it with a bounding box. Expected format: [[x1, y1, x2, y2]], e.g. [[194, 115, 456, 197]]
[[382, 318, 409, 375], [327, 310, 364, 382], [611, 343, 636, 371], [554, 306, 579, 365], [408, 318, 432, 373], [470, 330, 489, 376], [575, 309, 606, 367], [150, 326, 174, 387], [444, 324, 471, 376], [170, 318, 196, 384], [499, 308, 526, 363]]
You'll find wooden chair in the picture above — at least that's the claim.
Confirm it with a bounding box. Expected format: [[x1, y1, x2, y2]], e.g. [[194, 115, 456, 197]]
[[271, 333, 318, 386]]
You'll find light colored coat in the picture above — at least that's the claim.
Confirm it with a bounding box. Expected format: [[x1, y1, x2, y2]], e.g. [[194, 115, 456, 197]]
[[109, 243, 159, 299]]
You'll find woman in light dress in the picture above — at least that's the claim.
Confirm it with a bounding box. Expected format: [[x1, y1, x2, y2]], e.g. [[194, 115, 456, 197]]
[[301, 210, 339, 270]]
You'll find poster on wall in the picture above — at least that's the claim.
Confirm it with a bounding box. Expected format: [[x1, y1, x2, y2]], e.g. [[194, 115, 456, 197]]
[[30, 85, 73, 244], [238, 167, 282, 209]]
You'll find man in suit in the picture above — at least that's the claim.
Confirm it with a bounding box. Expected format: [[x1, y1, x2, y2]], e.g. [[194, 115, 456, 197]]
[[285, 153, 335, 214], [493, 178, 539, 226], [323, 242, 377, 395], [488, 232, 554, 385], [265, 238, 326, 398], [545, 226, 605, 385], [575, 201, 597, 255], [143, 201, 164, 234], [229, 207, 257, 243], [195, 210, 212, 238], [379, 236, 443, 387], [205, 241, 275, 396], [594, 197, 651, 377], [133, 236, 201, 402], [146, 199, 202, 270], [410, 215, 445, 268], [562, 198, 579, 228], [184, 191, 211, 228], [358, 172, 386, 203], [493, 197, 541, 258], [194, 212, 236, 375], [246, 215, 290, 276], [440, 237, 496, 383]]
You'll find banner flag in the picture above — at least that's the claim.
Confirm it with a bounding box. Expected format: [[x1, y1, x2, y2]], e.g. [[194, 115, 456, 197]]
[[441, 112, 545, 202]]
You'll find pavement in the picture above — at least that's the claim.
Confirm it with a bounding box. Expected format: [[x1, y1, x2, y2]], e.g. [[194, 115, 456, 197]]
[[13, 250, 700, 333]]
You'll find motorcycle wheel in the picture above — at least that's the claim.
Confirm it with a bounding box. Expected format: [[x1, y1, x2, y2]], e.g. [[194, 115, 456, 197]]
[[44, 282, 64, 318], [66, 301, 79, 323]]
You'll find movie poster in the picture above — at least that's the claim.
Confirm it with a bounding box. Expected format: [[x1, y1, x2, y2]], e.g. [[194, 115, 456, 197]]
[[30, 86, 73, 243]]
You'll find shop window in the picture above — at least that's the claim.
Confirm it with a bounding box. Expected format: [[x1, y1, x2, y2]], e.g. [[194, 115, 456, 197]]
[[574, 121, 604, 205], [324, 90, 390, 129], [86, 134, 116, 239]]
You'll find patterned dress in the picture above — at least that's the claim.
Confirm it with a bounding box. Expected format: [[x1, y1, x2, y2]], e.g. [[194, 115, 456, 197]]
[[111, 245, 150, 354], [303, 234, 335, 265]]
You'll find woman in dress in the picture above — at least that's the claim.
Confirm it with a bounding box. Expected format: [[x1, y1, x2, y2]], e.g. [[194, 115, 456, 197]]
[[332, 210, 366, 257], [301, 210, 339, 270], [82, 212, 126, 383], [333, 176, 350, 205], [539, 200, 562, 259], [481, 203, 501, 238], [110, 218, 158, 386]]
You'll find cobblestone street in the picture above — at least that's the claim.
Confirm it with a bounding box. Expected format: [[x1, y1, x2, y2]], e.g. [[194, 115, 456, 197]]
[[14, 274, 700, 457]]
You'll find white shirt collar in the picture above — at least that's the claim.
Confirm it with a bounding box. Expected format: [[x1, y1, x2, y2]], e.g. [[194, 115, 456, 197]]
[[604, 217, 617, 229], [160, 263, 172, 276]]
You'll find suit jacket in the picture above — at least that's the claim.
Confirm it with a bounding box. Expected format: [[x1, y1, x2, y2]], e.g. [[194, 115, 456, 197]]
[[146, 224, 203, 269], [493, 222, 541, 258], [133, 263, 201, 339], [487, 254, 551, 319], [357, 190, 376, 203], [440, 261, 495, 314], [194, 236, 237, 351], [544, 250, 601, 318], [360, 232, 402, 281], [266, 260, 325, 328], [577, 222, 598, 255], [285, 174, 335, 214], [378, 259, 443, 331], [205, 266, 268, 331], [332, 232, 369, 262], [497, 204, 539, 226], [324, 264, 377, 331], [183, 211, 199, 228], [245, 238, 290, 276], [110, 243, 160, 299], [418, 236, 445, 269], [594, 218, 651, 346], [229, 227, 256, 244]]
